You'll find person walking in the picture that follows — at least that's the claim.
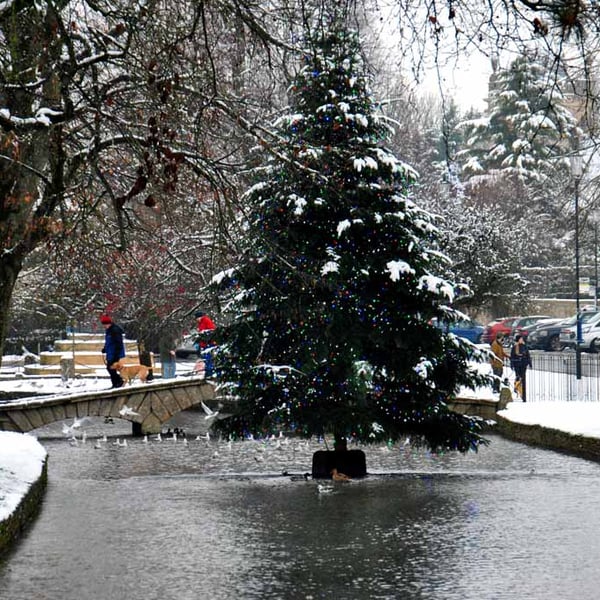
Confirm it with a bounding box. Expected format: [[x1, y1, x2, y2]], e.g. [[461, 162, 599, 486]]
[[510, 334, 532, 401], [490, 332, 509, 393], [195, 311, 216, 377], [100, 314, 126, 388], [159, 329, 177, 379]]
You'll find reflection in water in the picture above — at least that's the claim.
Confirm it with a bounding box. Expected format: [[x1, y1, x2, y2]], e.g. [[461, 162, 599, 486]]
[[2, 409, 600, 599]]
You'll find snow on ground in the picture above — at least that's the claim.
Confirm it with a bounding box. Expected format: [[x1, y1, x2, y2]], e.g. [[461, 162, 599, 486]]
[[0, 376, 113, 397], [497, 402, 600, 437], [0, 354, 199, 402], [0, 431, 46, 521]]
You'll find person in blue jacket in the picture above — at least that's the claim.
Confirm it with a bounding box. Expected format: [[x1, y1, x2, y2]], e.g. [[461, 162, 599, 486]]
[[100, 314, 126, 388]]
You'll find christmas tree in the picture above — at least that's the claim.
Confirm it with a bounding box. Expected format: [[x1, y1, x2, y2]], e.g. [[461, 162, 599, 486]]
[[212, 9, 489, 453]]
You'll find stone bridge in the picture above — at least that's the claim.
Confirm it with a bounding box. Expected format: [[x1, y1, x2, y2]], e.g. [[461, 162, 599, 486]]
[[0, 377, 216, 435]]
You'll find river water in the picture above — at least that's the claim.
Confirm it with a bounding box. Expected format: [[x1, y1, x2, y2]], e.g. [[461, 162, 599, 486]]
[[2, 409, 600, 600]]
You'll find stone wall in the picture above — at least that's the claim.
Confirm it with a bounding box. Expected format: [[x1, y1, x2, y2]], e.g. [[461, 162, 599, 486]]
[[473, 298, 586, 325], [495, 414, 600, 462]]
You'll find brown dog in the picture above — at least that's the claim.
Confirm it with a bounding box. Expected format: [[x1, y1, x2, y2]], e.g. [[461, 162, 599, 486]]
[[111, 360, 149, 384]]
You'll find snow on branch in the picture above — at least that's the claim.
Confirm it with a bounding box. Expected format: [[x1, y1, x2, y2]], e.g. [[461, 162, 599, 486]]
[[321, 261, 339, 275], [336, 218, 364, 237], [353, 156, 378, 172], [0, 107, 63, 129], [418, 275, 455, 302], [386, 260, 415, 281], [211, 268, 237, 285]]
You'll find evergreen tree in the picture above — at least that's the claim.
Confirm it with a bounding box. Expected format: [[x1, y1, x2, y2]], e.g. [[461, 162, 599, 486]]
[[455, 47, 583, 301], [458, 48, 579, 187], [211, 8, 489, 453]]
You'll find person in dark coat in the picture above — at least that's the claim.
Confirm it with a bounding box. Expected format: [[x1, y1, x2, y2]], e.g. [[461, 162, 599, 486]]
[[100, 314, 126, 388], [159, 329, 177, 379], [510, 334, 532, 401]]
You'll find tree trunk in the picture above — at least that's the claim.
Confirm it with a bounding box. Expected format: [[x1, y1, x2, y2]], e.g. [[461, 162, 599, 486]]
[[333, 434, 348, 452], [138, 341, 154, 381], [0, 7, 63, 364], [0, 254, 23, 365]]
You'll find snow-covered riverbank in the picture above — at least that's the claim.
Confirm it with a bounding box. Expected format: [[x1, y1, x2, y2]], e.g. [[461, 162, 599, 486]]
[[0, 432, 47, 522], [0, 431, 47, 557]]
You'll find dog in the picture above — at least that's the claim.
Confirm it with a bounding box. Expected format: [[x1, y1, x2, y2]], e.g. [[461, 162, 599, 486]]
[[514, 378, 523, 398], [111, 360, 149, 384]]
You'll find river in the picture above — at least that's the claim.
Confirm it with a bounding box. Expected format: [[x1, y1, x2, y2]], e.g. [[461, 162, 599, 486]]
[[2, 409, 600, 600]]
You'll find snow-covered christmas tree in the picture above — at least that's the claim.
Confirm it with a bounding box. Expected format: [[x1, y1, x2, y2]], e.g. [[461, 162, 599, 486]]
[[211, 7, 489, 453]]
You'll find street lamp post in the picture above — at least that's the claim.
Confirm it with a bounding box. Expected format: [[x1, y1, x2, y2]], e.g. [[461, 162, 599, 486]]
[[595, 223, 598, 310], [572, 155, 583, 381]]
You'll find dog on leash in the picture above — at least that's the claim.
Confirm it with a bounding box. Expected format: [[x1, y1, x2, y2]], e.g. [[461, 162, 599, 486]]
[[111, 360, 149, 384]]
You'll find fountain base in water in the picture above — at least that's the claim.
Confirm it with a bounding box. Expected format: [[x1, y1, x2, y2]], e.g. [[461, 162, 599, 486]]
[[311, 449, 366, 479]]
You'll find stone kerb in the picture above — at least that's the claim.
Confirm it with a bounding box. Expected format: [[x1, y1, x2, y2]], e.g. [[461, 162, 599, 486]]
[[447, 396, 499, 420], [495, 414, 600, 463], [0, 378, 215, 435]]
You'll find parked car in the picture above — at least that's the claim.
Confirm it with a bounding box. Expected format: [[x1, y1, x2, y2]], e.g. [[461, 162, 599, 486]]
[[175, 334, 199, 359], [510, 315, 553, 340], [481, 317, 520, 344], [526, 318, 570, 351], [559, 310, 600, 352], [432, 318, 485, 343], [482, 315, 552, 345]]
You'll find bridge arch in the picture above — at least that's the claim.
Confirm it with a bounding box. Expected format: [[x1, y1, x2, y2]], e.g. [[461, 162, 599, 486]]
[[0, 378, 216, 435]]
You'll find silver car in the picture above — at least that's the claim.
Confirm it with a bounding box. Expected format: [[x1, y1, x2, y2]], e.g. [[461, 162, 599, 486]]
[[559, 311, 600, 352]]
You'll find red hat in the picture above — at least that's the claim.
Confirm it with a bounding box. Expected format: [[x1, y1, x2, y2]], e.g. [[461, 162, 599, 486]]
[[100, 314, 112, 324]]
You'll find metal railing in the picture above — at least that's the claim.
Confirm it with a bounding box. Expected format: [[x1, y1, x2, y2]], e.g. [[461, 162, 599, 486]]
[[521, 351, 600, 402]]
